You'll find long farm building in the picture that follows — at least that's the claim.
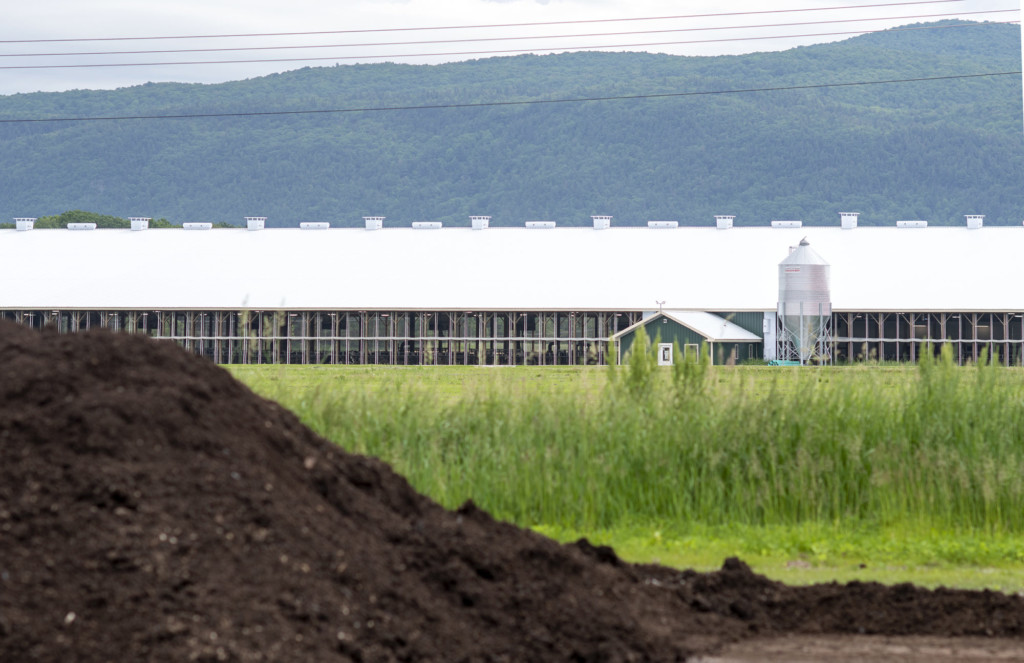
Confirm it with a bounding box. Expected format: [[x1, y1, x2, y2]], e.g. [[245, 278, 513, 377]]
[[3, 214, 1022, 366]]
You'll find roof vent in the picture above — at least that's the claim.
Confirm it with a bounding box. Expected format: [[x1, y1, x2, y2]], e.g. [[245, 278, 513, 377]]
[[183, 222, 213, 231], [14, 217, 35, 231], [364, 216, 384, 231], [647, 221, 678, 229], [965, 214, 984, 229], [772, 220, 802, 228], [525, 221, 556, 229], [300, 221, 330, 230], [245, 216, 266, 231], [840, 212, 859, 229], [412, 221, 442, 229], [470, 215, 490, 230], [130, 217, 151, 231], [592, 215, 612, 229], [896, 220, 927, 228], [715, 215, 734, 229], [67, 223, 97, 231]]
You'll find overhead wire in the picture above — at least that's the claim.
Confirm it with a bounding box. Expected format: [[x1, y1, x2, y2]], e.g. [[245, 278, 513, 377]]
[[0, 20, 1017, 69], [0, 0, 1013, 122], [0, 0, 970, 43], [1, 71, 1017, 124], [2, 9, 1015, 58]]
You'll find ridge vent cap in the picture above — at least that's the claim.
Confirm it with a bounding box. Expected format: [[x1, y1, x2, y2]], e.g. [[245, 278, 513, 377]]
[[245, 216, 266, 231]]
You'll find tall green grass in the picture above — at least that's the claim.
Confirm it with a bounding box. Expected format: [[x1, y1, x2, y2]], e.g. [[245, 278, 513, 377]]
[[234, 336, 1024, 535]]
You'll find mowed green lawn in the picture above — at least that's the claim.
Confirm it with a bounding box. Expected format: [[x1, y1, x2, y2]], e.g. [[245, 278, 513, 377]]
[[228, 351, 1024, 593]]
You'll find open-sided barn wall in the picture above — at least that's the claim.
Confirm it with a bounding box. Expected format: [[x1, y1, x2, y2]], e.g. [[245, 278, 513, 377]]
[[7, 307, 1024, 366], [832, 311, 1024, 365], [0, 309, 643, 366]]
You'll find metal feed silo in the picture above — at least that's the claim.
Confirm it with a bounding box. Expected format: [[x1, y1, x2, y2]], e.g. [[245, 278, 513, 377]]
[[777, 238, 832, 365]]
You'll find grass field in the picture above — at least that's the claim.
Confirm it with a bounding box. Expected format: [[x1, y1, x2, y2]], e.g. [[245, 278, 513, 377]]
[[228, 342, 1024, 593]]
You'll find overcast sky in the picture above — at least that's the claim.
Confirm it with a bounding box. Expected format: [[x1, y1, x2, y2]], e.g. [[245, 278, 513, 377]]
[[0, 0, 1017, 95]]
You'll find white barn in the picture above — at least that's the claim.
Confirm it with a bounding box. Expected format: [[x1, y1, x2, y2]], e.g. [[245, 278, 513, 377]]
[[2, 216, 1022, 365]]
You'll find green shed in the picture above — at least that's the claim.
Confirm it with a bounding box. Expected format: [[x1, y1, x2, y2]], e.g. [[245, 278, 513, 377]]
[[612, 310, 763, 366]]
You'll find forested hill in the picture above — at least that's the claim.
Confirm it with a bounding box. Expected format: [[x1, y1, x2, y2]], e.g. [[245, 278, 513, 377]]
[[1, 20, 1022, 227]]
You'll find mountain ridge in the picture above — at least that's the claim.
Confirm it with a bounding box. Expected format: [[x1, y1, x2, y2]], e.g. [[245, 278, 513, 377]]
[[1, 20, 1021, 227]]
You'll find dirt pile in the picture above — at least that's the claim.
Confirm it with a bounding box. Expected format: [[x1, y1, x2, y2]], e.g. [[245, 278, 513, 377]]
[[1, 320, 1022, 662]]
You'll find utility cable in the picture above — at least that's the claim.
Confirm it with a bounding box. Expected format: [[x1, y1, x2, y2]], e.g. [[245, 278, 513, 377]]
[[3, 9, 1013, 58], [0, 20, 1014, 69], [0, 71, 1016, 124], [0, 0, 967, 44]]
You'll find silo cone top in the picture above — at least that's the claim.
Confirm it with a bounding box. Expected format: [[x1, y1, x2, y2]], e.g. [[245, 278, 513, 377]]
[[781, 237, 829, 267]]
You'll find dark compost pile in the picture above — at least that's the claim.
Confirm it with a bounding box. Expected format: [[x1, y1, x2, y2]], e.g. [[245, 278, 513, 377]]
[[1, 320, 1022, 662]]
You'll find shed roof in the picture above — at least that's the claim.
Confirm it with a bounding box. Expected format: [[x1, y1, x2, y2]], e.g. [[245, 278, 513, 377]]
[[1, 226, 1022, 311], [613, 310, 762, 342]]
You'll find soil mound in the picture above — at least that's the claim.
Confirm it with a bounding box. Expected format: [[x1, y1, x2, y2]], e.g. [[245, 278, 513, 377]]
[[1, 320, 1022, 662]]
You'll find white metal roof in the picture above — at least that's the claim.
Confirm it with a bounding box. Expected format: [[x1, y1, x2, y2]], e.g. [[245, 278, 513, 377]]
[[2, 226, 1023, 312], [664, 310, 762, 341], [614, 310, 762, 342]]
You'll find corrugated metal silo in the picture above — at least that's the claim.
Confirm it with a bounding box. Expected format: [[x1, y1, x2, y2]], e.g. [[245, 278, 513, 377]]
[[777, 238, 832, 364]]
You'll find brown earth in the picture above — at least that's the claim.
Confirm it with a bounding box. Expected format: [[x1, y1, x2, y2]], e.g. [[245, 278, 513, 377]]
[[1, 319, 1023, 662]]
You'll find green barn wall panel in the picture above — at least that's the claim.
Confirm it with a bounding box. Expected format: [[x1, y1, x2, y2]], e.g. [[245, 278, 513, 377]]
[[618, 317, 764, 365], [618, 318, 708, 359]]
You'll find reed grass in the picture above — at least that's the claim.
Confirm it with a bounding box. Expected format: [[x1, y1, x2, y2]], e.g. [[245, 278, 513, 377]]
[[232, 337, 1024, 537]]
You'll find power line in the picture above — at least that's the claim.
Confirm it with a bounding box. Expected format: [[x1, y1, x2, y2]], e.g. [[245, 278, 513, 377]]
[[1, 20, 1013, 69], [1, 71, 1015, 124], [0, 0, 966, 44], [4, 9, 1014, 58]]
